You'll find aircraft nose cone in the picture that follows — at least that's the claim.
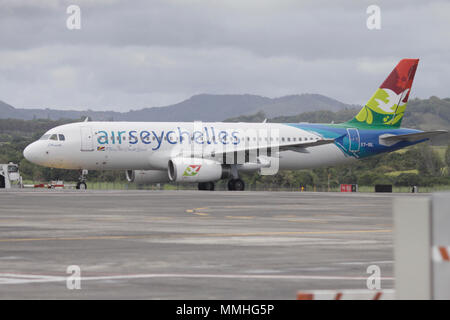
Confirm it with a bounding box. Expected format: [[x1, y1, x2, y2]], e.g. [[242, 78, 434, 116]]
[[23, 142, 38, 163], [23, 144, 31, 161]]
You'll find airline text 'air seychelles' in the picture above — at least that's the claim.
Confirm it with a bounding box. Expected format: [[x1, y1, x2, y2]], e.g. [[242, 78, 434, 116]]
[[23, 59, 447, 190]]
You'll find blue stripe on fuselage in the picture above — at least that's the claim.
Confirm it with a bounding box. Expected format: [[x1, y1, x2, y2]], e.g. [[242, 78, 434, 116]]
[[286, 123, 425, 159]]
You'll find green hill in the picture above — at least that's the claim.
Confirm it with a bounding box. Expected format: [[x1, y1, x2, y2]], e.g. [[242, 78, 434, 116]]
[[225, 96, 450, 145]]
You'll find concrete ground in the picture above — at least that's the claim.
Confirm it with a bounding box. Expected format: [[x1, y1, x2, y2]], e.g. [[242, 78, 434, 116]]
[[0, 190, 421, 299]]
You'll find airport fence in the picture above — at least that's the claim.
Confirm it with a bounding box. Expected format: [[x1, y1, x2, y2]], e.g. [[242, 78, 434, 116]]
[[21, 180, 450, 193], [84, 182, 450, 193]]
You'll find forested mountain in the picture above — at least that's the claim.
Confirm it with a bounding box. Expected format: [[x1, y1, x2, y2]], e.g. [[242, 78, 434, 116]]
[[0, 93, 352, 121]]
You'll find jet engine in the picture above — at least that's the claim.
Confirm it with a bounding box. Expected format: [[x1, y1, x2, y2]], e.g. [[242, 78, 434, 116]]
[[126, 170, 170, 184], [168, 158, 229, 183]]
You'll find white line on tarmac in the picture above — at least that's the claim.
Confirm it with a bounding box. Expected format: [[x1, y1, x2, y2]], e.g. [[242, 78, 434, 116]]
[[337, 260, 393, 266], [0, 272, 394, 285]]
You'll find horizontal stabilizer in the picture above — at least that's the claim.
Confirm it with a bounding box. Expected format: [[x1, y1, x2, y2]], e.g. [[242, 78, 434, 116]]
[[379, 130, 448, 145]]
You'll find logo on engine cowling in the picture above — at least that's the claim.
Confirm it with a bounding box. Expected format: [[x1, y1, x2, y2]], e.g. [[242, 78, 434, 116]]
[[182, 165, 202, 177]]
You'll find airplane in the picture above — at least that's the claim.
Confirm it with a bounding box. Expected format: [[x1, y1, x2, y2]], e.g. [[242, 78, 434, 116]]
[[23, 59, 447, 191]]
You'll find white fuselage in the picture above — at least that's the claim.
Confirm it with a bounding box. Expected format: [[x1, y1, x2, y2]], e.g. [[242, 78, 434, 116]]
[[23, 121, 352, 172]]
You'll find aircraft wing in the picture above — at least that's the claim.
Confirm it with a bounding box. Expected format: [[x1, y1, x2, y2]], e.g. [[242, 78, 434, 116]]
[[196, 138, 336, 159], [279, 138, 335, 151], [379, 130, 448, 144]]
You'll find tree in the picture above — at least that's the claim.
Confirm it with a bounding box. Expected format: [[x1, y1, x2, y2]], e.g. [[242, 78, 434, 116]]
[[395, 173, 421, 186], [417, 144, 444, 176], [446, 145, 450, 167]]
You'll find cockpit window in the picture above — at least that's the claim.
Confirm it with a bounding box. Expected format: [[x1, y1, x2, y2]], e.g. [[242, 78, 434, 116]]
[[59, 134, 65, 141], [39, 134, 50, 140], [49, 134, 58, 141]]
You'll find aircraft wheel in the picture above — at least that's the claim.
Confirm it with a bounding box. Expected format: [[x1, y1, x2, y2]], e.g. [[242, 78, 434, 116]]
[[76, 182, 87, 190], [233, 179, 245, 191], [228, 179, 245, 191]]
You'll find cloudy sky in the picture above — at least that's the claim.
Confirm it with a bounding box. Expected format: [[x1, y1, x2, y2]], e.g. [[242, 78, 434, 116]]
[[1, 0, 449, 111]]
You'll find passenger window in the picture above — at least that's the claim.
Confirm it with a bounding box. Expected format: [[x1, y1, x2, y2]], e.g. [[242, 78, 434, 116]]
[[49, 134, 58, 141], [287, 137, 291, 142], [282, 137, 285, 142], [58, 134, 65, 141]]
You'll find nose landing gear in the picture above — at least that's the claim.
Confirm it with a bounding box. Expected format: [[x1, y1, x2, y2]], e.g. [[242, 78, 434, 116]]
[[76, 169, 88, 190]]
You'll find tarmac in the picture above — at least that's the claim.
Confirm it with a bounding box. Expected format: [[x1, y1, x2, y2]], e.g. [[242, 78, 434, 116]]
[[0, 189, 423, 299]]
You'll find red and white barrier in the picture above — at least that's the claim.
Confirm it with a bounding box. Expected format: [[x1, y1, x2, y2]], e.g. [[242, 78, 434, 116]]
[[432, 246, 450, 262], [297, 289, 395, 300]]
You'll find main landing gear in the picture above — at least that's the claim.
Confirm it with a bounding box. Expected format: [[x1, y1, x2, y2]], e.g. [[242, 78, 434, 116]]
[[76, 169, 88, 190], [227, 165, 245, 191], [227, 178, 245, 191], [197, 179, 245, 191], [197, 165, 245, 191]]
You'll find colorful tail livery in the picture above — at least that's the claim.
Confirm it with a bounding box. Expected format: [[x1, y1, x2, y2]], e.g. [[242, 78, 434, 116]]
[[347, 59, 419, 128]]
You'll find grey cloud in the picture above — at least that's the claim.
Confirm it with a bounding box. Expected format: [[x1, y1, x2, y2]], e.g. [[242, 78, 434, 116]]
[[0, 0, 449, 111]]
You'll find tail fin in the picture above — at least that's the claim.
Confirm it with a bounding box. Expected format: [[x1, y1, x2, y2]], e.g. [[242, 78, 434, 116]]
[[347, 58, 419, 128]]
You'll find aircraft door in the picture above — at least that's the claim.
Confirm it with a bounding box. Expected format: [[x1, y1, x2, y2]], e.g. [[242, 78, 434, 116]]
[[80, 126, 95, 152], [347, 128, 360, 153]]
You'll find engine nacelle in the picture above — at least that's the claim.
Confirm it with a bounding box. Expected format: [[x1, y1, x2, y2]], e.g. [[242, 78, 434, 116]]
[[168, 158, 229, 183], [126, 170, 170, 184]]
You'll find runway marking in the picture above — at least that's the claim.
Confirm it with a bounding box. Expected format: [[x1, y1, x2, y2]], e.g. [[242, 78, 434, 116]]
[[186, 207, 210, 216], [0, 229, 392, 243], [192, 212, 209, 216], [286, 219, 327, 224], [337, 260, 394, 266], [275, 215, 297, 218], [225, 216, 255, 219], [0, 272, 394, 285], [93, 217, 127, 221], [142, 217, 173, 221]]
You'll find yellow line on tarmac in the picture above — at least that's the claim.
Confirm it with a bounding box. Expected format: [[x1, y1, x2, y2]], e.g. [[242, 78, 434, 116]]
[[0, 229, 392, 243], [186, 207, 210, 216], [192, 212, 209, 216]]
